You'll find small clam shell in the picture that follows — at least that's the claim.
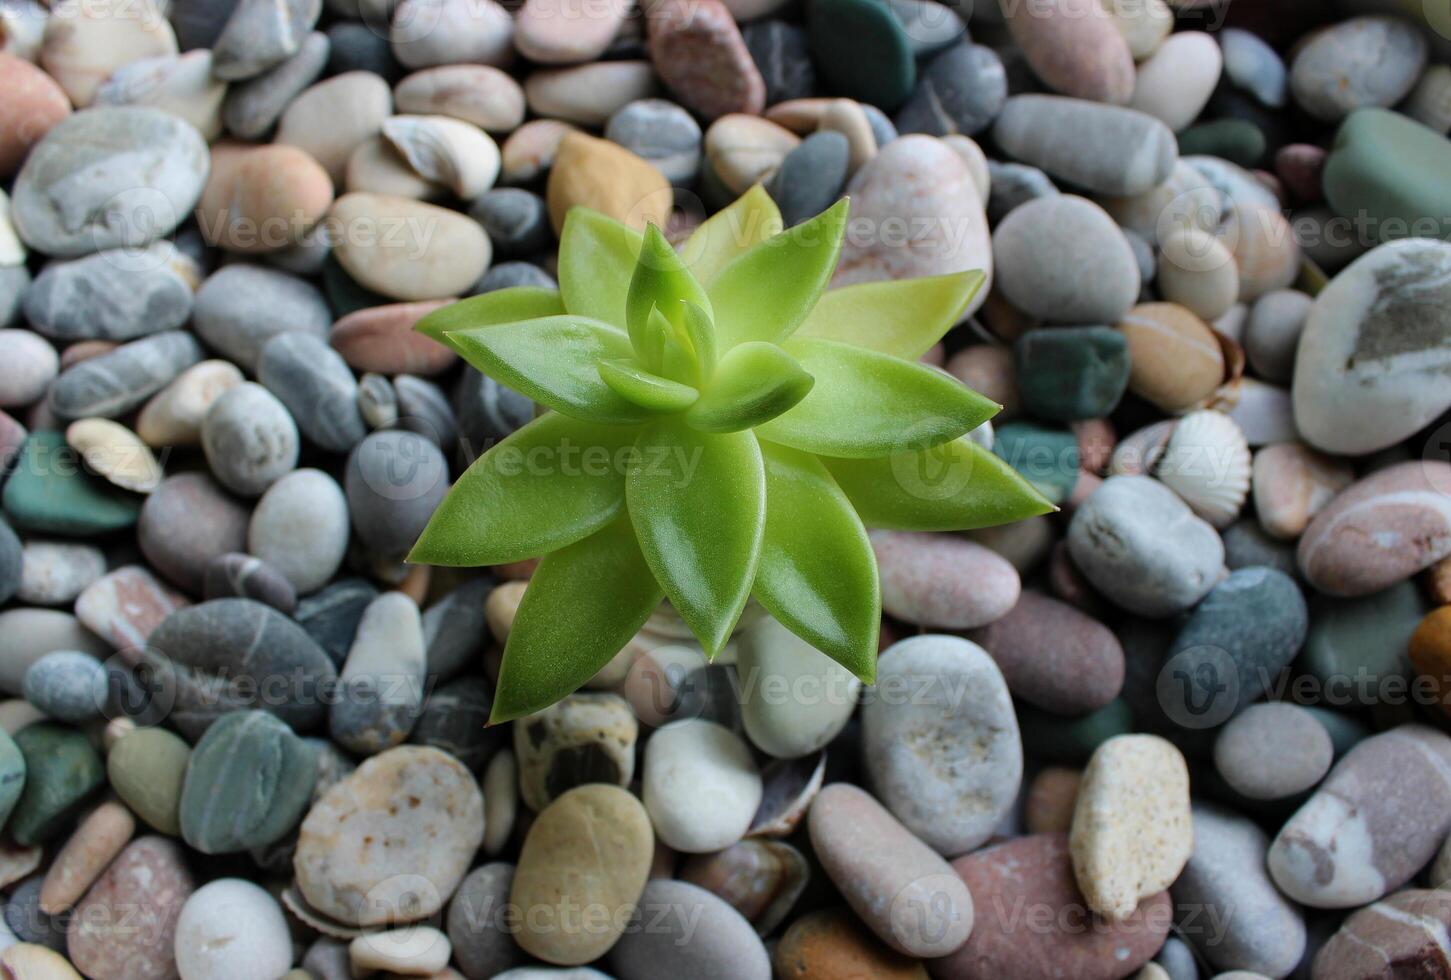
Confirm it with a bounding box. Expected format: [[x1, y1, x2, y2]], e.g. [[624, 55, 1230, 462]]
[[1108, 419, 1176, 477], [382, 115, 501, 201], [1152, 409, 1251, 528], [679, 839, 809, 936], [65, 418, 163, 493], [282, 884, 370, 939], [748, 751, 825, 838]]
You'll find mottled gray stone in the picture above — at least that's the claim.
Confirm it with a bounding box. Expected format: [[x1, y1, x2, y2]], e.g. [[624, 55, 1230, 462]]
[[394, 374, 457, 449], [201, 382, 300, 496], [24, 245, 193, 341], [895, 42, 1006, 137], [993, 94, 1177, 196], [22, 650, 107, 723], [203, 552, 298, 613], [212, 0, 323, 80], [222, 30, 330, 138], [605, 99, 702, 185], [468, 188, 550, 260], [422, 577, 494, 681], [742, 21, 814, 106], [257, 331, 366, 454], [49, 331, 204, 420], [193, 264, 331, 372], [768, 131, 849, 228], [344, 430, 449, 559]]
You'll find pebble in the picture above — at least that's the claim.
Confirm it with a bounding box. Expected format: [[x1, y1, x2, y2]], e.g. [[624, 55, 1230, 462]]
[[390, 0, 514, 70], [1244, 289, 1311, 382], [15, 541, 104, 606], [1156, 228, 1239, 321], [1289, 16, 1427, 121], [1214, 702, 1332, 800], [0, 330, 56, 408], [39, 800, 133, 914], [3, 431, 143, 536], [1131, 32, 1221, 132], [643, 719, 761, 853], [65, 418, 162, 494], [468, 188, 550, 259], [1013, 327, 1130, 422], [0, 729, 21, 832], [808, 782, 972, 957], [1313, 889, 1451, 979], [331, 193, 489, 302], [345, 430, 449, 560], [510, 784, 652, 964], [806, 0, 915, 110], [1170, 804, 1305, 976], [146, 597, 337, 738], [513, 0, 625, 64], [648, 0, 763, 121], [174, 879, 292, 980], [24, 246, 193, 342], [525, 61, 657, 127], [21, 651, 104, 723], [871, 531, 1018, 629], [295, 578, 378, 667], [447, 863, 527, 979], [1221, 27, 1287, 108], [350, 926, 451, 975], [0, 608, 108, 694], [994, 96, 1176, 197], [136, 360, 245, 447], [93, 50, 226, 139], [894, 42, 1005, 137], [211, 0, 319, 80], [830, 136, 991, 317], [330, 592, 425, 755], [967, 591, 1124, 715], [1292, 238, 1451, 455], [993, 194, 1138, 323], [295, 745, 484, 926], [276, 71, 393, 184], [862, 635, 1021, 855], [331, 300, 455, 376], [0, 55, 70, 178], [513, 693, 636, 812], [604, 99, 702, 187], [546, 131, 671, 234], [9, 723, 104, 846], [138, 472, 249, 593], [736, 616, 859, 759], [198, 143, 334, 255], [1117, 303, 1226, 413], [411, 676, 498, 771], [766, 131, 848, 228], [742, 21, 815, 106], [394, 65, 524, 135], [12, 107, 206, 257], [940, 833, 1171, 980], [5, 877, 64, 951], [107, 726, 189, 835], [1069, 734, 1191, 920], [39, 0, 176, 107], [64, 836, 192, 979], [258, 331, 365, 454], [201, 381, 300, 497], [1251, 442, 1353, 540], [1005, 0, 1134, 104], [222, 31, 329, 138], [1269, 724, 1451, 907], [1303, 581, 1424, 711], [773, 907, 925, 979], [1068, 476, 1224, 617], [609, 879, 770, 980], [704, 113, 799, 193], [50, 330, 204, 420]]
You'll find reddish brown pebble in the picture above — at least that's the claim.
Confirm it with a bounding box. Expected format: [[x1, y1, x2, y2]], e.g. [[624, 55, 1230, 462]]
[[1004, 0, 1135, 104], [775, 908, 927, 979], [647, 0, 765, 121], [1313, 889, 1451, 979], [331, 301, 457, 376], [0, 54, 71, 177], [967, 591, 1124, 714], [1025, 768, 1082, 834], [1275, 143, 1326, 203], [67, 836, 195, 980], [75, 565, 188, 651], [41, 801, 135, 914]]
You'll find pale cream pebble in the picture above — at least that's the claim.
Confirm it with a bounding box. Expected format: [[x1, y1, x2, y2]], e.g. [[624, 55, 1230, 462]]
[[40, 0, 176, 107], [0, 700, 45, 735], [1251, 442, 1354, 540], [101, 717, 136, 753], [1134, 965, 1172, 980], [704, 113, 799, 194], [381, 115, 500, 200], [350, 927, 452, 975], [135, 360, 245, 448], [763, 97, 833, 132], [815, 99, 875, 175], [40, 801, 136, 914], [481, 749, 516, 857], [64, 419, 162, 494], [942, 135, 990, 204], [484, 580, 527, 643], [1268, 790, 1385, 905], [346, 136, 440, 200], [1069, 734, 1192, 919], [0, 943, 83, 978], [499, 119, 577, 184], [1098, 0, 1172, 59]]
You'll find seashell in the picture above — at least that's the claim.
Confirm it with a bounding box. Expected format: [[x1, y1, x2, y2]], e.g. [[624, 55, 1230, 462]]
[[347, 135, 443, 201], [93, 50, 228, 140], [1151, 409, 1251, 528], [381, 115, 501, 201], [281, 884, 369, 939], [0, 0, 48, 62], [679, 839, 809, 936], [748, 751, 825, 838], [66, 418, 164, 493], [1108, 419, 1175, 477]]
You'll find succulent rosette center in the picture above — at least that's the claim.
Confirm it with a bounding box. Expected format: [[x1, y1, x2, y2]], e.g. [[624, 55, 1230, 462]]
[[410, 186, 1053, 722]]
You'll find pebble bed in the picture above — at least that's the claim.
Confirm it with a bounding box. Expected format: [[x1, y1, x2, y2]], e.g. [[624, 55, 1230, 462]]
[[0, 0, 1450, 978]]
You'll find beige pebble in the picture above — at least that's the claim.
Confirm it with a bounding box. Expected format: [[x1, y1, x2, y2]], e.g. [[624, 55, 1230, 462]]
[[390, 0, 514, 71], [393, 65, 525, 132], [1156, 227, 1240, 321], [514, 0, 629, 64], [0, 842, 42, 890], [1025, 767, 1082, 834], [946, 344, 1018, 420], [499, 118, 577, 185], [382, 115, 499, 200], [481, 749, 516, 857], [763, 97, 833, 132], [1117, 302, 1225, 412], [1069, 734, 1192, 920], [704, 113, 799, 194], [1134, 965, 1173, 980], [198, 143, 335, 254], [94, 49, 226, 140], [546, 131, 670, 234], [485, 580, 526, 643], [40, 0, 176, 107], [277, 71, 393, 185], [347, 135, 441, 200], [65, 419, 162, 494], [0, 700, 46, 735], [330, 192, 490, 301], [1099, 0, 1172, 58], [135, 360, 245, 447], [816, 99, 875, 175], [1225, 200, 1300, 301], [524, 60, 657, 126], [1251, 442, 1354, 540], [350, 927, 452, 976], [0, 943, 83, 979], [40, 801, 135, 915]]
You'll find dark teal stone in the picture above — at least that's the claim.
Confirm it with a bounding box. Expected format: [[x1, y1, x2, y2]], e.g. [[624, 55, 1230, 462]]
[[180, 709, 319, 854], [1298, 580, 1425, 709], [992, 421, 1080, 504], [9, 724, 104, 846], [808, 0, 916, 110], [768, 131, 850, 228], [1019, 699, 1134, 763], [1014, 326, 1131, 422], [2, 431, 141, 536], [0, 730, 25, 836], [1177, 119, 1267, 168]]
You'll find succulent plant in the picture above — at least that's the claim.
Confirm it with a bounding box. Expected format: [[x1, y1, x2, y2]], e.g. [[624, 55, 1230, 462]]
[[410, 187, 1053, 722]]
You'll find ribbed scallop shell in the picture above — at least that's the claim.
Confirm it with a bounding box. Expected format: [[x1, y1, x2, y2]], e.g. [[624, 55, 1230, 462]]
[[1153, 409, 1251, 528]]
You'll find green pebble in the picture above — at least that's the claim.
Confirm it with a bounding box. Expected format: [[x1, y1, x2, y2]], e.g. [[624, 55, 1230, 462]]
[[1298, 581, 1425, 709], [0, 730, 25, 835], [1176, 119, 1266, 168], [808, 0, 916, 111], [107, 727, 191, 836], [1018, 698, 1134, 764], [992, 421, 1080, 505], [8, 723, 105, 846], [1014, 326, 1130, 422], [180, 710, 319, 855], [2, 431, 141, 536], [1324, 108, 1451, 244]]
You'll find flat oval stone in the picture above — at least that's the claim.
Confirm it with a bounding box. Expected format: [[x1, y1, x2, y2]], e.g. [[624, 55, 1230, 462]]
[[1213, 702, 1332, 801], [940, 834, 1170, 980], [193, 264, 331, 373], [546, 131, 671, 233], [1314, 889, 1451, 980], [203, 553, 297, 613], [295, 745, 484, 926], [862, 635, 1021, 855], [609, 879, 770, 980], [345, 430, 449, 560], [12, 107, 207, 257], [276, 71, 393, 185], [295, 578, 378, 667], [1298, 461, 1451, 596], [0, 54, 70, 178], [107, 726, 190, 835], [992, 195, 1139, 325], [895, 42, 1005, 138], [40, 799, 134, 915], [136, 360, 245, 448], [1116, 302, 1225, 413], [510, 784, 652, 965], [806, 0, 914, 110], [211, 0, 320, 80], [514, 0, 625, 64], [331, 192, 488, 301], [50, 331, 204, 420], [736, 616, 859, 759], [1069, 734, 1191, 920], [647, 0, 764, 121], [138, 472, 250, 594], [1130, 31, 1221, 131], [1005, 0, 1133, 104], [9, 722, 105, 846], [513, 693, 635, 812], [808, 782, 971, 957], [643, 719, 761, 854], [774, 907, 923, 979], [145, 598, 338, 739], [1289, 16, 1426, 122], [1303, 581, 1424, 711], [330, 592, 425, 755], [390, 0, 514, 71], [1251, 442, 1352, 540], [257, 331, 365, 454], [395, 65, 524, 133], [174, 879, 293, 980], [1269, 724, 1451, 908], [222, 32, 330, 139], [68, 836, 193, 980], [766, 130, 849, 228], [0, 329, 57, 409], [1292, 238, 1451, 455], [993, 95, 1177, 197], [331, 300, 456, 376], [871, 531, 1019, 629], [22, 651, 106, 723], [24, 245, 193, 342], [967, 590, 1124, 715], [16, 540, 105, 606], [181, 709, 318, 853], [411, 676, 499, 772], [3, 431, 142, 536], [201, 381, 300, 497], [39, 0, 176, 107], [604, 100, 702, 187], [248, 468, 350, 595], [447, 863, 528, 979], [199, 143, 334, 255]]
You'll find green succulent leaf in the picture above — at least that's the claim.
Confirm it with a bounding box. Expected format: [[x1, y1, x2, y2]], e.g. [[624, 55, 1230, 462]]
[[414, 286, 566, 357], [490, 513, 663, 723], [755, 337, 999, 458], [686, 341, 814, 433], [598, 359, 699, 413], [558, 208, 643, 328], [446, 316, 650, 425], [626, 419, 765, 656], [626, 224, 713, 359], [755, 444, 879, 682], [679, 301, 717, 384], [708, 198, 849, 351], [821, 436, 1056, 531], [795, 270, 984, 359], [679, 184, 783, 287], [409, 412, 634, 566]]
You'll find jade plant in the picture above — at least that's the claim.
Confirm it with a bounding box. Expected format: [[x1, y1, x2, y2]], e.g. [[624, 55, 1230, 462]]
[[410, 187, 1053, 723]]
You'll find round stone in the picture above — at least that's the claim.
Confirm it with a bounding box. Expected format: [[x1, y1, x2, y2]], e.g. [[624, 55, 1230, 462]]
[[9, 723, 105, 846], [330, 300, 456, 375], [1157, 227, 1239, 321], [203, 553, 297, 613], [766, 131, 849, 229], [1117, 302, 1226, 413], [1314, 889, 1451, 980], [0, 330, 57, 409], [222, 32, 330, 139], [68, 836, 194, 980], [468, 188, 550, 260], [174, 879, 293, 980], [871, 531, 1019, 629], [3, 431, 142, 536], [245, 468, 349, 597], [199, 143, 334, 255], [193, 265, 332, 373], [15, 540, 105, 606], [276, 71, 392, 184], [1251, 442, 1353, 540], [1289, 16, 1426, 122], [774, 907, 924, 979], [390, 0, 514, 71], [604, 99, 702, 186], [703, 114, 799, 195], [895, 42, 1006, 138], [136, 360, 245, 448], [743, 22, 815, 106], [138, 472, 250, 594], [1221, 27, 1287, 108], [65, 418, 163, 494], [39, 800, 134, 915], [0, 730, 23, 832], [608, 879, 770, 980], [643, 719, 761, 854], [993, 95, 1177, 197], [1129, 31, 1222, 132], [1004, 0, 1132, 104], [0, 607, 109, 695], [107, 726, 190, 835], [345, 430, 449, 560], [1245, 288, 1312, 382], [21, 651, 106, 723], [201, 382, 300, 497], [394, 65, 525, 132], [411, 676, 499, 772], [257, 332, 365, 454], [992, 195, 1139, 325], [1214, 703, 1332, 801], [736, 616, 860, 759], [24, 245, 193, 343], [330, 192, 489, 301]]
